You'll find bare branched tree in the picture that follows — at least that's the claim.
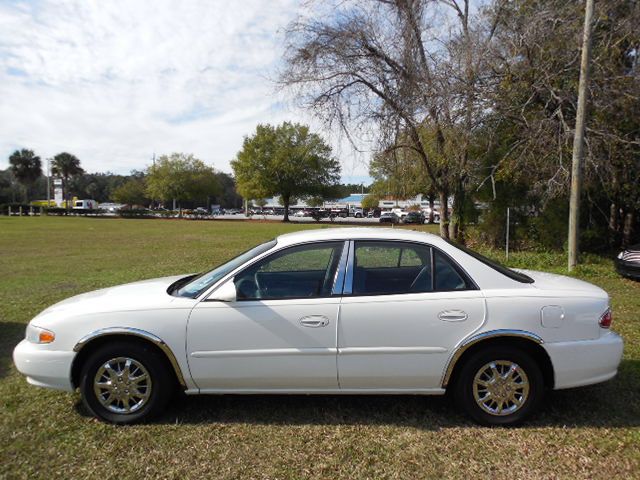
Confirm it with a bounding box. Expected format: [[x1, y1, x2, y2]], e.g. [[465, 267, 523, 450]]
[[281, 0, 503, 241]]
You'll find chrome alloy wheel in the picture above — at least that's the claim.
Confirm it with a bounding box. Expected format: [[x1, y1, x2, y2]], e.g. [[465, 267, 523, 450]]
[[93, 357, 152, 414], [472, 360, 530, 416]]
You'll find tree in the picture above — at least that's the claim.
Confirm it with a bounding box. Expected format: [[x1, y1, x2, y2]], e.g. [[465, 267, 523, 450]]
[[211, 172, 243, 208], [360, 194, 379, 210], [51, 152, 84, 208], [231, 122, 341, 222], [145, 153, 220, 210], [112, 177, 148, 206], [485, 0, 640, 249], [8, 149, 42, 202], [282, 0, 504, 240]]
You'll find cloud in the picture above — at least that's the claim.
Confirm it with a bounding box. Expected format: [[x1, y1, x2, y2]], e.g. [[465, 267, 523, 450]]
[[0, 0, 372, 180]]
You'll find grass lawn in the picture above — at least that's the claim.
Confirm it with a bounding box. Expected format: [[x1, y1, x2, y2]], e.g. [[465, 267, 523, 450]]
[[1, 217, 639, 479]]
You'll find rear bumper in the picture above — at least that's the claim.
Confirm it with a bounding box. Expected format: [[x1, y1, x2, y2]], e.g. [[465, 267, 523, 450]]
[[544, 331, 624, 390], [13, 340, 75, 392], [615, 259, 640, 280]]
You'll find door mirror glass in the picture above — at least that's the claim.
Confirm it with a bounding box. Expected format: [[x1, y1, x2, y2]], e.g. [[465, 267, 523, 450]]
[[208, 279, 237, 302]]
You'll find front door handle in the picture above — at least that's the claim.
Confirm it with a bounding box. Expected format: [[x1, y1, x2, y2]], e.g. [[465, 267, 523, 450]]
[[438, 310, 468, 322], [299, 315, 330, 328]]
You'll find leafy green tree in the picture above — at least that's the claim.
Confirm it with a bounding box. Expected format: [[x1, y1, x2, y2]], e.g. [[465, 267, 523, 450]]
[[231, 122, 341, 222], [145, 153, 220, 210], [211, 172, 243, 208], [360, 194, 380, 210], [8, 149, 42, 202], [51, 152, 84, 208], [112, 177, 148, 206]]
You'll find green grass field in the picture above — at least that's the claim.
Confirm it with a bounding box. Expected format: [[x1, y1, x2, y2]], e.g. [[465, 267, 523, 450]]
[[1, 217, 639, 479]]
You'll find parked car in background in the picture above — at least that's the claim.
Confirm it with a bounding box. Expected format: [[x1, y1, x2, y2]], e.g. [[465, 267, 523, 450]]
[[403, 211, 425, 224], [13, 228, 623, 426], [615, 244, 640, 280], [98, 203, 124, 213], [391, 208, 409, 220], [193, 207, 209, 215], [379, 212, 400, 224], [422, 207, 440, 223]]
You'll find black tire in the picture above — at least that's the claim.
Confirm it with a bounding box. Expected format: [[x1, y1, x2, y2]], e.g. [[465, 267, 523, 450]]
[[453, 346, 544, 426], [79, 341, 173, 424]]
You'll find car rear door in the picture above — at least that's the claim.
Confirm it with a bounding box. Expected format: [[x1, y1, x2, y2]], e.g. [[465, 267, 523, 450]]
[[337, 240, 486, 390]]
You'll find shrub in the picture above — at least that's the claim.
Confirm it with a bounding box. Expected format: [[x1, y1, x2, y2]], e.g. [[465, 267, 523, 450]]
[[118, 208, 152, 218]]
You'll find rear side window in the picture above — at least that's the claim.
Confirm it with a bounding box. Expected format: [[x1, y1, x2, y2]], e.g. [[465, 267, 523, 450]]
[[434, 251, 469, 291], [350, 241, 475, 296], [353, 241, 432, 295]]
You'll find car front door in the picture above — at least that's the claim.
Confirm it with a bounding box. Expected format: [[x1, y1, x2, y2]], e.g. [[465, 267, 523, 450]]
[[186, 241, 346, 391], [337, 240, 486, 391]]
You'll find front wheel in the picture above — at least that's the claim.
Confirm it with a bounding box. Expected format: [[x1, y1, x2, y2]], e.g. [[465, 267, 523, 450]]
[[79, 341, 173, 424], [453, 346, 544, 426]]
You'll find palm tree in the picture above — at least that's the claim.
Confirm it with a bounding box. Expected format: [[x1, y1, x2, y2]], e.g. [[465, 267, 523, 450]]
[[8, 149, 42, 202], [51, 152, 84, 208]]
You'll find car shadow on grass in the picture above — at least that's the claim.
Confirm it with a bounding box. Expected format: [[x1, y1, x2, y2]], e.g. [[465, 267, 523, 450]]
[[0, 322, 26, 380], [145, 359, 640, 430]]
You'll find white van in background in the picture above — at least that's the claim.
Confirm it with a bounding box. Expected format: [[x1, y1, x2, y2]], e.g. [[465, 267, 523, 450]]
[[73, 199, 99, 210]]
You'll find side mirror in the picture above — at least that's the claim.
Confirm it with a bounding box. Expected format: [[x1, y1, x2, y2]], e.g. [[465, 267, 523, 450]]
[[209, 279, 237, 302]]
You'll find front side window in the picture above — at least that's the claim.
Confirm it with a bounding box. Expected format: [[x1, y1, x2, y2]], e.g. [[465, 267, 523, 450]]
[[173, 240, 277, 298], [234, 242, 344, 300], [352, 241, 432, 295]]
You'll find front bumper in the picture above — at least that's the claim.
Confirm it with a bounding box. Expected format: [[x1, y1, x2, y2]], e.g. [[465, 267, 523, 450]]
[[13, 339, 76, 392], [544, 331, 624, 390]]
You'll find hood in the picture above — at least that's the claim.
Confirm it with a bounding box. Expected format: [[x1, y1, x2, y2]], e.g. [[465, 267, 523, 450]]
[[515, 269, 608, 298], [35, 274, 191, 318]]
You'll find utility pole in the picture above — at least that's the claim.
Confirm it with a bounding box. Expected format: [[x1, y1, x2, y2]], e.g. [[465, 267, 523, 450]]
[[568, 0, 595, 272]]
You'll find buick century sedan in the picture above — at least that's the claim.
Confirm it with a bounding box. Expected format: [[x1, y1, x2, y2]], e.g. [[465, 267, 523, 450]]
[[14, 228, 623, 425]]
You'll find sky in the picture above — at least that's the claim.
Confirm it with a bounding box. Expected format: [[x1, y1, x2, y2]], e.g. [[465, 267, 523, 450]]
[[0, 0, 372, 184]]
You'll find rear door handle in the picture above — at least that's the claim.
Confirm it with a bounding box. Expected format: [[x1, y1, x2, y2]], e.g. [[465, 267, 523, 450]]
[[438, 310, 468, 322], [299, 315, 330, 328]]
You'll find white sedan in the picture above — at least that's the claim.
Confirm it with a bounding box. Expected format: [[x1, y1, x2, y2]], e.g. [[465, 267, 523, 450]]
[[13, 228, 623, 425]]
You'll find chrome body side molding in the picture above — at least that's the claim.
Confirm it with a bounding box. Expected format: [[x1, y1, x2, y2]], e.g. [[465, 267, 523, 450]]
[[441, 329, 544, 388], [73, 327, 187, 388]]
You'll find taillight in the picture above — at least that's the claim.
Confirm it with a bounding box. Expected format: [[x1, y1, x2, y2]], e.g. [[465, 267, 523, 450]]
[[599, 308, 612, 328]]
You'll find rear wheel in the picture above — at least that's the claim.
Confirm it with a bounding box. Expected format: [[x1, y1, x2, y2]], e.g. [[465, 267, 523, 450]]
[[454, 346, 544, 426], [80, 341, 173, 424]]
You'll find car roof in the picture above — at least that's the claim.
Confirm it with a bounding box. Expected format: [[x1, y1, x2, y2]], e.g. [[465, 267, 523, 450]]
[[276, 227, 441, 247]]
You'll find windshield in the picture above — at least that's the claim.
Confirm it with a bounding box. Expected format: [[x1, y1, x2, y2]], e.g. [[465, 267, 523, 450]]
[[173, 239, 277, 298], [444, 239, 534, 284]]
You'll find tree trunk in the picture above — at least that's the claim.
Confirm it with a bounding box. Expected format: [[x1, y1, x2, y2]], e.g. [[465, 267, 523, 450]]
[[449, 180, 466, 244], [427, 194, 435, 224], [438, 190, 450, 239], [282, 195, 290, 222], [608, 202, 619, 246], [622, 210, 635, 248], [64, 175, 70, 211]]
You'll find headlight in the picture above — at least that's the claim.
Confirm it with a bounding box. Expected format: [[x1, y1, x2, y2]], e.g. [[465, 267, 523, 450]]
[[26, 324, 56, 344]]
